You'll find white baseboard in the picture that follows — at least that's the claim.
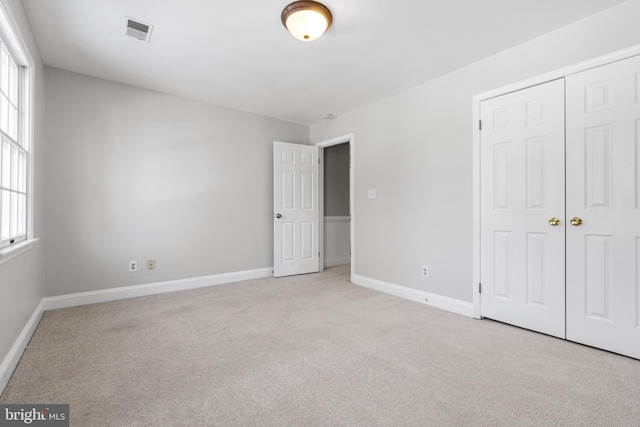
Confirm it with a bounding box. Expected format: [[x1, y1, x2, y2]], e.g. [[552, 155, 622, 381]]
[[352, 274, 474, 318], [1, 267, 274, 395], [1, 268, 470, 396], [0, 299, 45, 395], [324, 257, 351, 268], [43, 267, 274, 311]]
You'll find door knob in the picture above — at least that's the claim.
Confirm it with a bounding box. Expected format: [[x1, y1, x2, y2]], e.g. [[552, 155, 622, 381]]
[[275, 213, 282, 219], [548, 217, 560, 226], [570, 217, 582, 226]]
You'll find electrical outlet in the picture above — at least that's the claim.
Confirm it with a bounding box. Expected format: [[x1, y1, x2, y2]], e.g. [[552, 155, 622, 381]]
[[129, 260, 138, 272], [421, 265, 429, 278], [147, 259, 155, 270]]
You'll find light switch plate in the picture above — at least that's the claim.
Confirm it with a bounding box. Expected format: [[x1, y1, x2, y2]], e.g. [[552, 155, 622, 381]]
[[368, 189, 377, 199]]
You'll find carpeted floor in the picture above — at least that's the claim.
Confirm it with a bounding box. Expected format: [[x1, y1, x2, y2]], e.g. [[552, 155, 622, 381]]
[[1, 265, 639, 426]]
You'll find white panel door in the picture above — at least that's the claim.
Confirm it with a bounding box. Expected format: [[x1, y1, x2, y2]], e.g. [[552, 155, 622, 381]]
[[480, 79, 566, 338], [273, 141, 320, 277], [566, 55, 640, 359]]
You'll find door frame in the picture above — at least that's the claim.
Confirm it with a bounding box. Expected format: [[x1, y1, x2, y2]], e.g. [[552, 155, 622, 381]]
[[315, 133, 355, 283], [472, 44, 640, 319]]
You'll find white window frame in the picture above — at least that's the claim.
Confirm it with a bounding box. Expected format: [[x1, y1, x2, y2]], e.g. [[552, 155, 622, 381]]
[[0, 1, 35, 260]]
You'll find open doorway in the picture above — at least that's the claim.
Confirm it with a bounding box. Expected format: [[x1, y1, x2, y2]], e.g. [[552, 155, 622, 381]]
[[316, 134, 353, 274], [322, 142, 350, 267]]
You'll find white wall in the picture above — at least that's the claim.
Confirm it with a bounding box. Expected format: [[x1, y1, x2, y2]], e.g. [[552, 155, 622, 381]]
[[310, 0, 640, 303], [43, 68, 308, 296], [0, 0, 45, 371], [324, 217, 350, 268]]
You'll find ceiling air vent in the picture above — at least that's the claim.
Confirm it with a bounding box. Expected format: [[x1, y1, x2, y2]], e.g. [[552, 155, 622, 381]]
[[125, 18, 153, 42]]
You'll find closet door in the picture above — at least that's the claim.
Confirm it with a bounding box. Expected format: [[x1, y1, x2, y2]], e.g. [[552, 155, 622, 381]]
[[566, 55, 640, 359], [480, 79, 566, 338]]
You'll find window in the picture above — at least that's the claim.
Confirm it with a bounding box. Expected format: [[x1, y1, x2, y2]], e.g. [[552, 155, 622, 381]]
[[0, 36, 27, 250]]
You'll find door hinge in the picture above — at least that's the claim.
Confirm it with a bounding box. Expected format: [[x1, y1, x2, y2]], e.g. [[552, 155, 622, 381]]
[[478, 120, 482, 131], [478, 283, 482, 294]]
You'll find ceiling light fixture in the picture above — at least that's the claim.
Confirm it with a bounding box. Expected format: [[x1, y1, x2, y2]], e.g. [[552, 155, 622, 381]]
[[281, 1, 332, 42]]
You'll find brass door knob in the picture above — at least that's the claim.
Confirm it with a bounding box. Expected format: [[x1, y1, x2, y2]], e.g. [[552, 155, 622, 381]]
[[549, 217, 561, 226], [570, 217, 582, 226]]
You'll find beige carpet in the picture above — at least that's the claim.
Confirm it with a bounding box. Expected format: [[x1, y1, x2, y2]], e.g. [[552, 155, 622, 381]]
[[2, 265, 639, 426]]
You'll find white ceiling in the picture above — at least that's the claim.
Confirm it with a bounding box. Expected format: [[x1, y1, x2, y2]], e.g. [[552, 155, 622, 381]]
[[20, 0, 627, 125]]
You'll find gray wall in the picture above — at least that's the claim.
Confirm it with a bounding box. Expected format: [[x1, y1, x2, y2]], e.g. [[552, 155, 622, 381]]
[[324, 143, 349, 216], [311, 0, 640, 303], [0, 0, 45, 369], [43, 68, 308, 296]]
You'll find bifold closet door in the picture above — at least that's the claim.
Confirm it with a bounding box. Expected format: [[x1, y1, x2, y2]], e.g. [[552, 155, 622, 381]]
[[566, 55, 640, 360], [480, 79, 566, 338]]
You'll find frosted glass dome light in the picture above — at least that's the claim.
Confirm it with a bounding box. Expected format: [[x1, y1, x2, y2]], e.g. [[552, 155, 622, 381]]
[[281, 1, 332, 42]]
